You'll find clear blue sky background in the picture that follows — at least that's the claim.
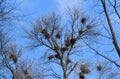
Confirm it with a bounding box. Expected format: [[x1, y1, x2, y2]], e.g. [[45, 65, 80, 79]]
[[19, 0, 83, 17]]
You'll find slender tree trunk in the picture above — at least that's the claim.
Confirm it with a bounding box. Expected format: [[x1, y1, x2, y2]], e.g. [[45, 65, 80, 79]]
[[63, 66, 68, 79], [64, 73, 68, 79], [101, 0, 120, 57], [61, 61, 68, 79]]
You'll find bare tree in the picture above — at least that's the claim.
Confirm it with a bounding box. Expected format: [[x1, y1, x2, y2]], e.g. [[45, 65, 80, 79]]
[[76, 0, 120, 78], [0, 0, 20, 27], [24, 7, 99, 79], [0, 31, 43, 79], [83, 0, 120, 67], [0, 44, 31, 79], [0, 0, 40, 79], [100, 0, 120, 57], [91, 0, 120, 60]]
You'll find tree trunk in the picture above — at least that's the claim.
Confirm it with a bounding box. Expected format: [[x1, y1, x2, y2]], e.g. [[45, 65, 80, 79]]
[[63, 71, 68, 79], [101, 0, 120, 57], [62, 62, 68, 79]]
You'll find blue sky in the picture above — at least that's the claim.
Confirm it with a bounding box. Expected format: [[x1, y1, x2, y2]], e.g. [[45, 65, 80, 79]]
[[19, 0, 83, 17], [19, 0, 57, 16]]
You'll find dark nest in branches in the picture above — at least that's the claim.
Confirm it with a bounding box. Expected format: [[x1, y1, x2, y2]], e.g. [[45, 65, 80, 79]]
[[41, 29, 47, 34], [79, 72, 85, 79], [65, 39, 71, 46], [45, 33, 50, 39], [97, 65, 102, 71], [54, 45, 60, 51], [86, 25, 92, 29], [23, 69, 28, 75], [41, 29, 51, 39], [80, 65, 90, 74], [70, 38, 76, 45], [81, 17, 86, 24], [48, 55, 54, 60], [79, 30, 84, 35], [9, 53, 17, 63], [55, 33, 61, 39], [60, 47, 67, 52]]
